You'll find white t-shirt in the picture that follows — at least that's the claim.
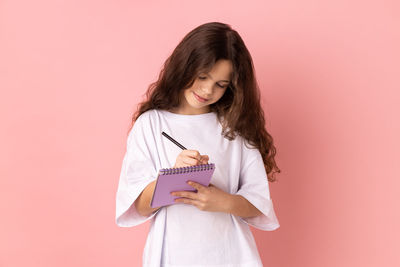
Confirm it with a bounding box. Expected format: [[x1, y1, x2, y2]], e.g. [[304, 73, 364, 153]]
[[115, 109, 280, 267]]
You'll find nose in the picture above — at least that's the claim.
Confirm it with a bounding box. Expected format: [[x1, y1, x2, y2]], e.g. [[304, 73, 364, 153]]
[[200, 82, 213, 96]]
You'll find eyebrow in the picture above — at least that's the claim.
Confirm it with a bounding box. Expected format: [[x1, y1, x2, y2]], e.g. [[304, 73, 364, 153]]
[[206, 73, 230, 83]]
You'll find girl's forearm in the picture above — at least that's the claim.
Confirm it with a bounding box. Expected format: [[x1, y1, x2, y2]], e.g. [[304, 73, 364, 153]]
[[134, 180, 160, 217], [226, 194, 263, 218]]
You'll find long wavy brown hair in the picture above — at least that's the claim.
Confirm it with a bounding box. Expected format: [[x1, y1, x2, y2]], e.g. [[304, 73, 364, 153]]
[[128, 22, 280, 182]]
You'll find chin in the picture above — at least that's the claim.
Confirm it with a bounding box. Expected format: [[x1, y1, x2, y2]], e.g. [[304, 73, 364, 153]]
[[189, 101, 204, 109]]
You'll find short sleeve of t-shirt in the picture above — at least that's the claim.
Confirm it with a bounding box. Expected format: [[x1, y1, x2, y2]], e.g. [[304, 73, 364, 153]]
[[115, 112, 161, 227], [235, 139, 280, 231]]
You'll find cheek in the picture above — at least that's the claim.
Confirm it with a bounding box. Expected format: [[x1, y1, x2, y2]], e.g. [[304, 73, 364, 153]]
[[183, 89, 192, 100], [215, 88, 227, 99], [191, 80, 201, 89]]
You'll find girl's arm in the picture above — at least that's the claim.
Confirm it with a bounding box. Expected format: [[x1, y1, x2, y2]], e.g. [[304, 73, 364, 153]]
[[171, 181, 263, 218], [227, 194, 263, 218], [134, 180, 161, 217]]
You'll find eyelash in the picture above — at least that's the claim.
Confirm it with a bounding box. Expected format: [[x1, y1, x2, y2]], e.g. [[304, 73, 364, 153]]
[[198, 76, 226, 88]]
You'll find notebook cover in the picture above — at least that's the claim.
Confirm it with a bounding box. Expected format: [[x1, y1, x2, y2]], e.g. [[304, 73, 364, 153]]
[[150, 163, 215, 208]]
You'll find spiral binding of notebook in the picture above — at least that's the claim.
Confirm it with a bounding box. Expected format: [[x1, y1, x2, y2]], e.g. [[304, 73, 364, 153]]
[[151, 163, 216, 208], [159, 163, 215, 175]]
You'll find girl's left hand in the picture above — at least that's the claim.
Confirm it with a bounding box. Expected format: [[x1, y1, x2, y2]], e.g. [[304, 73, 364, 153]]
[[170, 181, 232, 213]]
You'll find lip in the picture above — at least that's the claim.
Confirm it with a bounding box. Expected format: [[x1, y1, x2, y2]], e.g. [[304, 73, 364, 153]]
[[193, 92, 208, 102]]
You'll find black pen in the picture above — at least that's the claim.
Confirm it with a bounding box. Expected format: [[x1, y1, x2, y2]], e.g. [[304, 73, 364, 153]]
[[162, 131, 187, 150]]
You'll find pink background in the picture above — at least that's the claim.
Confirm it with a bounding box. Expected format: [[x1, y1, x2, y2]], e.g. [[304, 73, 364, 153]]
[[1, 0, 399, 266]]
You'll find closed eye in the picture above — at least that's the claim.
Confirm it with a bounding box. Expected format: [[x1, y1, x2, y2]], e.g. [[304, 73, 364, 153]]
[[217, 83, 225, 88], [198, 76, 227, 88]]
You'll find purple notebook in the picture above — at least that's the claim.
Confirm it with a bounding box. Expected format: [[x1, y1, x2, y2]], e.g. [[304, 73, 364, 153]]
[[150, 163, 215, 208]]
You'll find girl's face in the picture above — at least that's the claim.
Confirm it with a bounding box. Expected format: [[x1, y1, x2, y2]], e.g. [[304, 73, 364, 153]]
[[174, 59, 232, 115]]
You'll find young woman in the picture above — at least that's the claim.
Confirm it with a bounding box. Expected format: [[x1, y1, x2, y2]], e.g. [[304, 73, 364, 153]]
[[115, 21, 281, 267]]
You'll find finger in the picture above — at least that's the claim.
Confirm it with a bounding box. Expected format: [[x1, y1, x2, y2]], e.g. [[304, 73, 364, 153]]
[[174, 162, 191, 168], [183, 157, 199, 166], [200, 155, 209, 164], [184, 150, 201, 159], [171, 190, 198, 200], [187, 181, 206, 192], [174, 197, 202, 207]]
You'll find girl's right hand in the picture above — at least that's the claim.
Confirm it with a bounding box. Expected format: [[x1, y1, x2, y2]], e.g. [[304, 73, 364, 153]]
[[173, 150, 209, 168]]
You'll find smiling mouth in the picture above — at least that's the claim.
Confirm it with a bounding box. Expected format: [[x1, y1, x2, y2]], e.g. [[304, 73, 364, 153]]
[[193, 92, 208, 102]]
